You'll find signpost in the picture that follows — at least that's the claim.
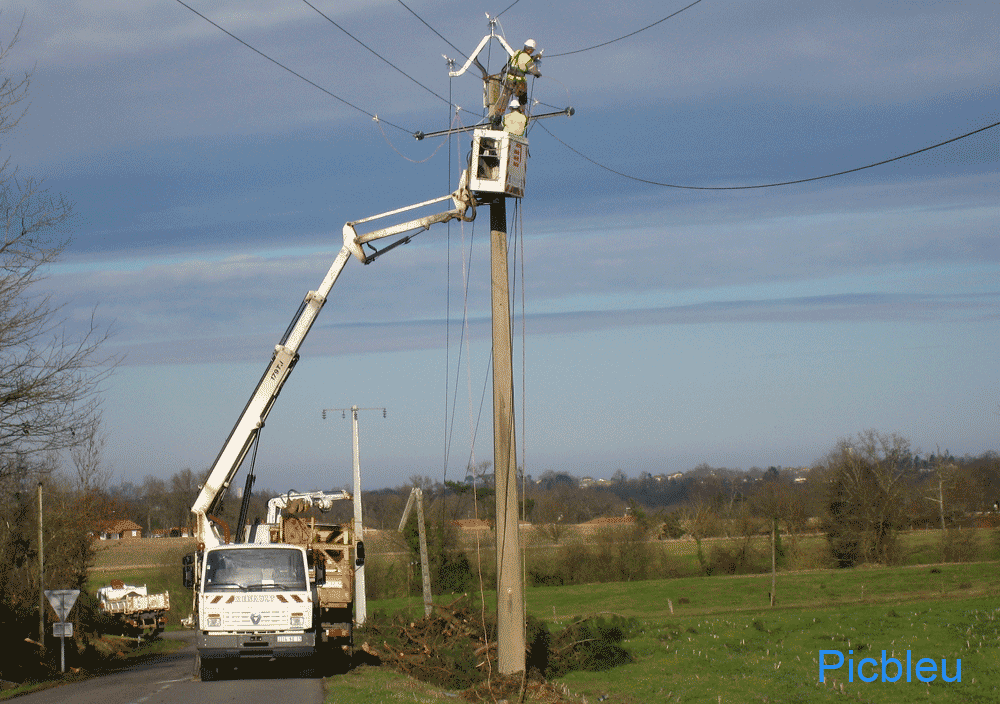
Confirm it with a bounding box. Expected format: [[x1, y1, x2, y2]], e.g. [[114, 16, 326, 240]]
[[45, 589, 80, 673]]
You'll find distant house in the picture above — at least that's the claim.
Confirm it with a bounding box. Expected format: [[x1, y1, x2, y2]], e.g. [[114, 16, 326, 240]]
[[168, 526, 192, 538], [95, 519, 143, 540]]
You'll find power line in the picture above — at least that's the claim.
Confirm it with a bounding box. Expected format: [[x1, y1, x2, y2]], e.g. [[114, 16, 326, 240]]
[[495, 0, 523, 20], [548, 0, 705, 58], [394, 0, 469, 62], [301, 0, 470, 115], [537, 119, 999, 190], [172, 0, 412, 133]]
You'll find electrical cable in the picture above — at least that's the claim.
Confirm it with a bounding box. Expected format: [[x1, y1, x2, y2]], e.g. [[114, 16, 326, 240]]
[[537, 119, 1000, 190], [495, 0, 522, 20], [444, 79, 453, 484], [300, 0, 458, 110], [394, 0, 469, 62], [548, 0, 705, 57], [375, 116, 449, 162], [444, 113, 475, 478], [514, 197, 529, 701], [444, 216, 477, 480], [172, 0, 412, 133]]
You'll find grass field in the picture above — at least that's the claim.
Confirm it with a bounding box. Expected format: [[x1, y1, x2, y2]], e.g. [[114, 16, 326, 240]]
[[88, 538, 196, 629], [87, 533, 1000, 702], [336, 562, 1000, 703]]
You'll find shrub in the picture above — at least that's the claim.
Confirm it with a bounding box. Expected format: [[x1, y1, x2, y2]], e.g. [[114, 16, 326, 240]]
[[941, 528, 980, 563]]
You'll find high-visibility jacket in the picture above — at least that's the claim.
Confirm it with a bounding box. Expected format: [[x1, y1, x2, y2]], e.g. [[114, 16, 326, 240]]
[[503, 110, 528, 136], [507, 50, 536, 83]]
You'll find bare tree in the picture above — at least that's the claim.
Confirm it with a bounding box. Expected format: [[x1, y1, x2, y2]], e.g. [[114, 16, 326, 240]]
[[141, 474, 168, 533], [70, 419, 111, 494], [821, 430, 910, 566], [168, 468, 204, 529], [0, 23, 116, 476]]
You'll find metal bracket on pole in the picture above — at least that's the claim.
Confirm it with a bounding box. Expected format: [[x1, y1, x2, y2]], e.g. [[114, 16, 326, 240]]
[[413, 107, 575, 141]]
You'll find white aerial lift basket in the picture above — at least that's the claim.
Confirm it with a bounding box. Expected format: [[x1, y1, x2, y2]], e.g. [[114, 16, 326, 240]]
[[468, 128, 528, 198]]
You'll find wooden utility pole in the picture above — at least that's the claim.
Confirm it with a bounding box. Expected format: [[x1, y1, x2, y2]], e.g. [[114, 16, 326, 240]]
[[490, 198, 525, 675], [38, 481, 44, 650]]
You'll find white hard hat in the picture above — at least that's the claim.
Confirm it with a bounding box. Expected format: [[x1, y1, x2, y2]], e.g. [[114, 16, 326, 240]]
[[509, 98, 520, 109], [524, 39, 536, 50]]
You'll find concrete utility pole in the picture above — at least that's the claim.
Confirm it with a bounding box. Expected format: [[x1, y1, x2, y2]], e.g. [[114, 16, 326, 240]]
[[490, 198, 525, 675], [349, 405, 366, 625], [324, 405, 385, 626], [351, 406, 370, 625], [398, 487, 433, 617]]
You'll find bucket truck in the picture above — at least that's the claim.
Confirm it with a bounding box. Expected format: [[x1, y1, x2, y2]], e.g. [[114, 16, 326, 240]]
[[184, 131, 532, 680], [182, 175, 485, 681]]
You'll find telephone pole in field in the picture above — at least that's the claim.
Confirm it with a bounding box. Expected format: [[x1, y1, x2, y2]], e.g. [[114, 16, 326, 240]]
[[489, 198, 525, 674], [427, 25, 572, 676], [323, 404, 386, 626]]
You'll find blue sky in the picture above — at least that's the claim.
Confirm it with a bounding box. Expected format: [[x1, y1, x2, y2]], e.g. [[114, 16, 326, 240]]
[[9, 0, 998, 491]]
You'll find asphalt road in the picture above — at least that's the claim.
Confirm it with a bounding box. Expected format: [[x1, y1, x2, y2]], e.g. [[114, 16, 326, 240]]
[[15, 632, 326, 704]]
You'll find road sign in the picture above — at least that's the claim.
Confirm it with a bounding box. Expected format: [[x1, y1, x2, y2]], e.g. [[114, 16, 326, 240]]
[[44, 589, 80, 621], [53, 622, 73, 637]]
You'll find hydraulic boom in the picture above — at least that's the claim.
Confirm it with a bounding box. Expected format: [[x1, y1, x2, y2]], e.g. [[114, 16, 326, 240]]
[[190, 178, 475, 548]]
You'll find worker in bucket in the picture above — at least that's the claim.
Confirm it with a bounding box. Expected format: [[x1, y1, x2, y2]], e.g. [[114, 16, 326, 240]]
[[506, 39, 541, 108], [503, 98, 528, 136]]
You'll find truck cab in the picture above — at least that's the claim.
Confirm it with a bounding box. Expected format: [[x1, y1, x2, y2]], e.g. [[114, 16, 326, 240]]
[[185, 543, 317, 679]]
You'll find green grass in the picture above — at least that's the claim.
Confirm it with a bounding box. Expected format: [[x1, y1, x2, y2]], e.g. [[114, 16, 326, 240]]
[[91, 537, 196, 569], [321, 665, 459, 703], [342, 562, 1000, 703], [551, 596, 1000, 704], [530, 562, 998, 621], [87, 534, 1000, 702], [87, 540, 195, 630], [372, 561, 997, 622]]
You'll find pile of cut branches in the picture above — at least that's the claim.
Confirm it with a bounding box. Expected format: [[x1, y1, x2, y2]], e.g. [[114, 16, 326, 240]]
[[359, 596, 498, 690], [357, 597, 635, 697], [546, 614, 635, 678]]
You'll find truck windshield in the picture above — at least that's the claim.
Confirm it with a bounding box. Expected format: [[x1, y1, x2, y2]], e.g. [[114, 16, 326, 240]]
[[204, 548, 306, 592]]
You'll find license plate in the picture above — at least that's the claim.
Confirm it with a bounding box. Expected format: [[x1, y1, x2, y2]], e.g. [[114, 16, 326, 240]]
[[277, 635, 301, 643]]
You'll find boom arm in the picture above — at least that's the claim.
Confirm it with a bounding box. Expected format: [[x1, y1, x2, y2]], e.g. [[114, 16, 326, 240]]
[[265, 490, 351, 525], [343, 173, 474, 264], [191, 181, 475, 548]]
